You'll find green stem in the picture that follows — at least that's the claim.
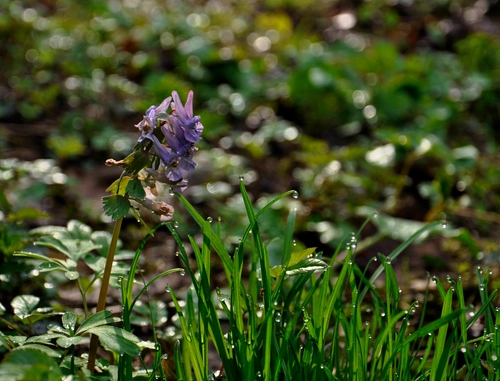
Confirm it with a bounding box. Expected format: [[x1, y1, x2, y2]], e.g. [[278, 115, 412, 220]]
[[87, 216, 124, 372], [76, 278, 89, 318]]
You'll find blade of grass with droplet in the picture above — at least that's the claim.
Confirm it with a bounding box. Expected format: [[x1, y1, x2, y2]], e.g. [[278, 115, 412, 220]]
[[176, 192, 234, 279], [169, 288, 204, 381], [430, 287, 453, 381], [359, 221, 442, 301], [239, 181, 274, 381]]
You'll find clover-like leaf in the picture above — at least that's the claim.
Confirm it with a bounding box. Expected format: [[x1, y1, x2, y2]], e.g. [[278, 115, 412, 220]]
[[126, 177, 146, 200], [11, 295, 40, 320], [62, 312, 77, 331], [102, 195, 131, 220], [67, 220, 92, 240]]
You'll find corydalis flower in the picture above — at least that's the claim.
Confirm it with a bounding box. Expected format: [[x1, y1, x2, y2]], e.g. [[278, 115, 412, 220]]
[[135, 91, 203, 190]]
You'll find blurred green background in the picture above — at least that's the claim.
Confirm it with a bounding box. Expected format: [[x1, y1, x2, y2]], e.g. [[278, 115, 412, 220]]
[[2, 0, 500, 290]]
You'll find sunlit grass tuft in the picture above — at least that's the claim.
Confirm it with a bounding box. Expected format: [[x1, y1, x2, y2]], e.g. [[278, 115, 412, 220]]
[[143, 183, 500, 381]]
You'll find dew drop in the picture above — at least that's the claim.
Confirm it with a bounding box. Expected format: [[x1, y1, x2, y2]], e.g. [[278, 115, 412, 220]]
[[239, 175, 244, 181], [292, 190, 299, 199], [180, 270, 186, 276], [117, 276, 123, 284], [165, 285, 171, 293], [441, 220, 447, 229], [275, 312, 282, 323], [207, 216, 213, 223], [460, 346, 466, 353], [175, 251, 180, 257], [172, 221, 179, 229], [168, 186, 175, 196], [161, 353, 168, 360], [381, 312, 386, 317]]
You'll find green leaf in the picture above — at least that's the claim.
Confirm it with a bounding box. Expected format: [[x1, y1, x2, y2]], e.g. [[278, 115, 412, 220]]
[[56, 336, 82, 348], [34, 235, 100, 262], [7, 207, 49, 223], [90, 231, 114, 256], [84, 254, 107, 274], [62, 312, 77, 331], [123, 144, 151, 175], [106, 176, 131, 196], [67, 220, 92, 240], [34, 236, 72, 258], [14, 252, 65, 272], [76, 310, 119, 335], [30, 225, 67, 235], [102, 195, 131, 220], [13, 344, 61, 358], [11, 295, 40, 320], [287, 247, 317, 267], [126, 177, 146, 200], [89, 326, 141, 356], [64, 271, 79, 280], [0, 348, 63, 381]]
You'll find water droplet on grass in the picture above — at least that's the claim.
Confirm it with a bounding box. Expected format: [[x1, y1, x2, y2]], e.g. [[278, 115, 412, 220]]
[[207, 216, 213, 223], [172, 221, 179, 228], [292, 190, 299, 199], [168, 186, 174, 196]]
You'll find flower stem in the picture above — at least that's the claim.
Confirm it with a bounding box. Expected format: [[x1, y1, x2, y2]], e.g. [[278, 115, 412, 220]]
[[87, 216, 124, 372]]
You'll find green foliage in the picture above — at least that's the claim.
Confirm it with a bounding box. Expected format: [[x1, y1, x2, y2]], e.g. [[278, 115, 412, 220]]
[[159, 184, 500, 380]]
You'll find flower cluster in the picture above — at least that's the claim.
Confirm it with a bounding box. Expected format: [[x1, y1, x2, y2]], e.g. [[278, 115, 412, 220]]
[[135, 90, 203, 192]]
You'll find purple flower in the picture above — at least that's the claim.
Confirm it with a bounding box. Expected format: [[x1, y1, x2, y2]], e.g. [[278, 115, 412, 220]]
[[171, 91, 203, 143], [135, 96, 171, 142], [135, 91, 202, 190]]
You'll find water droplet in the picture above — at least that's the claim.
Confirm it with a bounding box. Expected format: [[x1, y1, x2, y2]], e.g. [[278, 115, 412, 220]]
[[117, 276, 123, 284], [275, 312, 282, 323], [441, 220, 447, 229], [239, 175, 244, 181], [373, 212, 378, 218], [492, 354, 498, 361], [207, 216, 213, 223], [175, 251, 180, 257], [292, 190, 299, 199], [165, 285, 171, 293], [216, 288, 221, 296], [180, 270, 186, 276], [381, 312, 386, 317], [172, 221, 179, 229], [373, 257, 378, 262], [256, 371, 262, 378], [460, 346, 466, 353], [161, 353, 168, 360], [168, 186, 175, 196]]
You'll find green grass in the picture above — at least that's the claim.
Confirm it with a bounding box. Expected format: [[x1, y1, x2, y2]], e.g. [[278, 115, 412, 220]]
[[140, 182, 500, 381]]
